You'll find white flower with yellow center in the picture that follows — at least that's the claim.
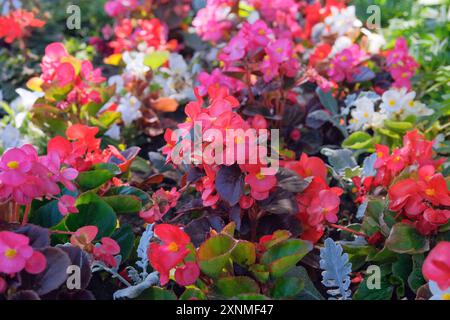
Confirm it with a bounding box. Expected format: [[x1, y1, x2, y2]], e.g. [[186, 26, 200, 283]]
[[117, 93, 142, 126], [122, 51, 150, 80], [348, 97, 375, 131], [380, 88, 406, 114]]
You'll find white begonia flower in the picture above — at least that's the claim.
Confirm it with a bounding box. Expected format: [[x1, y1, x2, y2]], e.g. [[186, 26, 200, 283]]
[[117, 93, 142, 126], [429, 281, 450, 300], [15, 88, 44, 111], [402, 99, 434, 117], [348, 96, 375, 131], [380, 88, 407, 114], [324, 6, 361, 37], [108, 75, 124, 94], [104, 124, 121, 140], [0, 124, 22, 149], [122, 51, 150, 80], [370, 112, 388, 129], [361, 28, 386, 54], [330, 36, 353, 57], [153, 53, 195, 102]]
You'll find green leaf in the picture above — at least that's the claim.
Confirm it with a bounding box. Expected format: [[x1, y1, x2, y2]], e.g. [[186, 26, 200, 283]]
[[111, 224, 135, 262], [179, 288, 206, 300], [342, 131, 374, 150], [270, 276, 304, 299], [249, 264, 270, 283], [407, 254, 426, 293], [76, 163, 120, 190], [353, 277, 394, 300], [103, 195, 142, 214], [214, 276, 259, 298], [384, 120, 413, 133], [316, 87, 338, 115], [143, 51, 170, 70], [285, 266, 324, 300], [29, 200, 64, 228], [138, 287, 177, 300], [231, 241, 256, 266], [261, 239, 312, 278], [197, 235, 235, 278], [66, 192, 117, 238], [105, 186, 151, 205], [385, 223, 430, 254]]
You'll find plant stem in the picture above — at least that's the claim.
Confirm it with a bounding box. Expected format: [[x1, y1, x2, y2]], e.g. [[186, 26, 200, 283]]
[[328, 223, 369, 238], [21, 204, 31, 226]]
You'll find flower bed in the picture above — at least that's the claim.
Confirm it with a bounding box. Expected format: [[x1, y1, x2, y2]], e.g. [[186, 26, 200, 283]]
[[0, 0, 449, 301]]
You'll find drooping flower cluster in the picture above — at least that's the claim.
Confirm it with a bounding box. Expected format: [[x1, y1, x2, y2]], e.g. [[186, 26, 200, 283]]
[[0, 9, 45, 44], [148, 224, 199, 286], [374, 130, 449, 235]]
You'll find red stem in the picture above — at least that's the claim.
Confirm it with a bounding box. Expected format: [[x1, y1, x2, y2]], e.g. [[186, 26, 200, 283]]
[[21, 204, 31, 226], [329, 223, 369, 238], [49, 230, 75, 235]]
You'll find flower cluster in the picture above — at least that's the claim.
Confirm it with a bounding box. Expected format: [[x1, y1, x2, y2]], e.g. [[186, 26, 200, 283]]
[[385, 37, 419, 90], [373, 130, 449, 235], [108, 18, 170, 54], [218, 20, 299, 83], [139, 187, 180, 223], [327, 44, 367, 83], [0, 9, 45, 44], [70, 226, 121, 267], [285, 154, 343, 243], [0, 143, 78, 205]]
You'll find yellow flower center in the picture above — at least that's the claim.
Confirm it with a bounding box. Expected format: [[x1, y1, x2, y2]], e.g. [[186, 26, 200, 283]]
[[363, 112, 369, 118], [408, 100, 414, 107], [377, 152, 384, 158], [255, 172, 265, 180], [340, 55, 347, 61], [442, 293, 450, 300], [168, 242, 179, 252], [388, 100, 396, 107], [258, 29, 265, 35], [276, 47, 283, 53], [7, 161, 19, 169], [394, 156, 401, 162], [425, 188, 436, 196], [5, 248, 17, 259]]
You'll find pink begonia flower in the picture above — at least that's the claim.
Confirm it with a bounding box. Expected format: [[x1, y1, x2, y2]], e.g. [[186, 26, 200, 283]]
[[139, 187, 180, 223], [220, 36, 248, 61], [328, 44, 367, 83], [307, 189, 341, 226], [197, 68, 245, 96], [41, 42, 70, 83], [0, 231, 46, 275], [70, 226, 98, 251], [192, 3, 233, 42], [93, 237, 121, 268], [386, 37, 418, 90], [174, 262, 200, 286], [57, 195, 78, 216], [266, 39, 292, 63], [0, 147, 33, 186]]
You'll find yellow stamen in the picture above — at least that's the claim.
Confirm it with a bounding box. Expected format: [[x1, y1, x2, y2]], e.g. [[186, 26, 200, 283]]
[[5, 248, 17, 259], [425, 188, 436, 196], [363, 112, 369, 118], [255, 172, 265, 180], [388, 100, 396, 107], [168, 242, 179, 252], [7, 161, 19, 169]]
